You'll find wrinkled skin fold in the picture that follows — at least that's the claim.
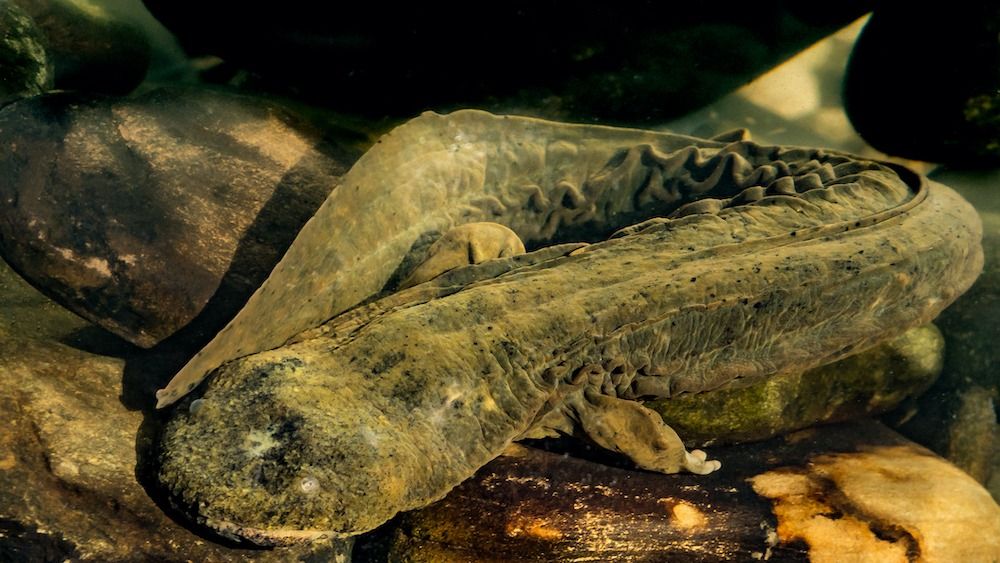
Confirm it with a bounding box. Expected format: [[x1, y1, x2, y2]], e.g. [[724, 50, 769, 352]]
[[157, 111, 983, 545]]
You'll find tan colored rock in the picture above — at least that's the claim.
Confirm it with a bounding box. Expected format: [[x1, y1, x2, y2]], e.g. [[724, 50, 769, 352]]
[[752, 444, 1000, 562]]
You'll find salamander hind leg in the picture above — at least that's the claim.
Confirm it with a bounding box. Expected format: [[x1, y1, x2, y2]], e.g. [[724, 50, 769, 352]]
[[400, 222, 526, 289], [570, 389, 721, 475]]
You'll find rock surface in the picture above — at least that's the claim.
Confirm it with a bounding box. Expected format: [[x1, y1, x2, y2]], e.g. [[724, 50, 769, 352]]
[[12, 0, 150, 95], [0, 246, 88, 341], [0, 87, 365, 348], [844, 5, 1000, 165], [651, 324, 943, 445], [388, 421, 1000, 562], [0, 0, 51, 107]]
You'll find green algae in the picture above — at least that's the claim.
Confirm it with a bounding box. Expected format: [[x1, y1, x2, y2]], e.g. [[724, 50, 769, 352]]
[[649, 324, 944, 446]]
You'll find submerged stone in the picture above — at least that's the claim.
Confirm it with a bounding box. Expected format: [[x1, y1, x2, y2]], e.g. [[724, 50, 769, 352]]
[[0, 87, 365, 347], [649, 324, 944, 446], [845, 5, 1000, 166], [0, 1, 51, 107], [13, 0, 150, 95]]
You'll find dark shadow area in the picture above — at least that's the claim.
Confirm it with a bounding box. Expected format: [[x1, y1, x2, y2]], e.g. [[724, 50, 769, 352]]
[[351, 518, 400, 563], [145, 1, 873, 125], [0, 519, 81, 562]]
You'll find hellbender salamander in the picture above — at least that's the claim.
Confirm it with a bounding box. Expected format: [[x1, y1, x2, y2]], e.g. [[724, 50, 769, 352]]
[[156, 111, 983, 544]]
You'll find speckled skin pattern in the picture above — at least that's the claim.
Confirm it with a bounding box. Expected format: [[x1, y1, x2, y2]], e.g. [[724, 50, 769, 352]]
[[157, 111, 983, 544]]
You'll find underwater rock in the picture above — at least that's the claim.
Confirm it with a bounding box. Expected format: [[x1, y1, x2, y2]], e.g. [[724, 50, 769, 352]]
[[389, 421, 1000, 562], [0, 1, 51, 107], [651, 324, 944, 446], [0, 232, 88, 342], [946, 386, 999, 484], [0, 87, 364, 348], [844, 5, 1000, 166], [143, 1, 870, 122], [0, 334, 351, 561], [12, 0, 150, 95]]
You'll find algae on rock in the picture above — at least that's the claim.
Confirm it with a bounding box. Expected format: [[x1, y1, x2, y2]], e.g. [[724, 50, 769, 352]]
[[0, 1, 52, 106], [649, 324, 944, 446]]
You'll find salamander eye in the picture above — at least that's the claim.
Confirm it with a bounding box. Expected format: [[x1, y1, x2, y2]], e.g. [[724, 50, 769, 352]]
[[189, 398, 205, 415], [299, 475, 321, 496]]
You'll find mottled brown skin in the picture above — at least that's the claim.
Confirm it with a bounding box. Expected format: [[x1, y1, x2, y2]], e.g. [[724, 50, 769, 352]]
[[158, 113, 983, 544]]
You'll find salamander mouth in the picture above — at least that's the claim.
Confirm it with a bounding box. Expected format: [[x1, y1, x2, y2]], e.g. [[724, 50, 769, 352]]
[[207, 518, 336, 546]]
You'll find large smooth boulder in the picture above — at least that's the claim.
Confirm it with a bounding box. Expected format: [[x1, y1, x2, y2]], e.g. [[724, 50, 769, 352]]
[[0, 87, 364, 348]]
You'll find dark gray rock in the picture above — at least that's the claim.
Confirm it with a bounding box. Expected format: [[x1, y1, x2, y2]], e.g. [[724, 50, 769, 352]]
[[12, 0, 150, 95], [844, 4, 1000, 166], [0, 0, 51, 106], [0, 87, 365, 348]]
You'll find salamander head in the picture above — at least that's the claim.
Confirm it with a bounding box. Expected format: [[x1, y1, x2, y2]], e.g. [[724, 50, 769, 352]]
[[157, 355, 407, 544]]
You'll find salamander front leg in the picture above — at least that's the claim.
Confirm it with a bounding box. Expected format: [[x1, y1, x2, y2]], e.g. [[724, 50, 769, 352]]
[[400, 222, 526, 289], [570, 389, 721, 475]]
